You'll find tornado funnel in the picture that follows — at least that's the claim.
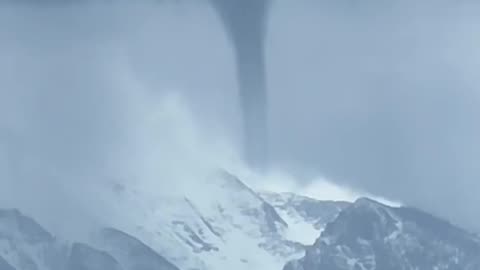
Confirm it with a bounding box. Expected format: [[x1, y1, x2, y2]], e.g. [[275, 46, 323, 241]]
[[212, 0, 270, 170]]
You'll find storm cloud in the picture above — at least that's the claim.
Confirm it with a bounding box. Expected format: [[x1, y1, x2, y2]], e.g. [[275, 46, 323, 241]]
[[267, 0, 480, 232]]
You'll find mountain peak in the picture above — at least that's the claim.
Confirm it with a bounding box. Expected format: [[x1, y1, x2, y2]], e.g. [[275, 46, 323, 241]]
[[0, 208, 53, 244], [353, 197, 382, 206], [2, 175, 479, 270], [286, 197, 480, 270]]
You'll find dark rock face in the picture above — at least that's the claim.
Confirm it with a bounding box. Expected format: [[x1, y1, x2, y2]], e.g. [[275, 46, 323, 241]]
[[0, 209, 53, 244], [0, 256, 16, 270], [67, 243, 122, 270], [98, 228, 180, 270], [172, 220, 219, 253], [0, 208, 180, 270], [0, 209, 64, 270], [285, 198, 480, 270]]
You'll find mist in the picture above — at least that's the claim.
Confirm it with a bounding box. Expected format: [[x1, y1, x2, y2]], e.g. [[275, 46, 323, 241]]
[[1, 0, 480, 239], [0, 1, 242, 238]]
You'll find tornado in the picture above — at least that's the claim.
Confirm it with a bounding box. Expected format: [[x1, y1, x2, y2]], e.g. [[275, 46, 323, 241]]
[[212, 0, 270, 170]]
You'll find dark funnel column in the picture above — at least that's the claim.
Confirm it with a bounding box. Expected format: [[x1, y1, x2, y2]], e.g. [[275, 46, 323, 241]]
[[212, 0, 270, 170]]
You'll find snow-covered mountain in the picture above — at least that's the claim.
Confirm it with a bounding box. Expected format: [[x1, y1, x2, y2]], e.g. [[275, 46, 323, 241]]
[[104, 171, 348, 270], [284, 198, 480, 270], [0, 171, 347, 270], [0, 208, 180, 270], [261, 192, 350, 246], [0, 208, 66, 270], [1, 172, 480, 270]]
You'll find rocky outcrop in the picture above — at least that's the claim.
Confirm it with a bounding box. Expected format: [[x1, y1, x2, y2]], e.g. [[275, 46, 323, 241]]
[[284, 198, 480, 270]]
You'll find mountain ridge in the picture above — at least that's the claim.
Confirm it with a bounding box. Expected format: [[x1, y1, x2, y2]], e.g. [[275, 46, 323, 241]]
[[1, 173, 479, 270], [285, 197, 480, 270]]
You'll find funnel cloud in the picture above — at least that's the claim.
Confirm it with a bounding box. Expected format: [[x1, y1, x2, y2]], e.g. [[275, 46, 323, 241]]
[[212, 0, 270, 170]]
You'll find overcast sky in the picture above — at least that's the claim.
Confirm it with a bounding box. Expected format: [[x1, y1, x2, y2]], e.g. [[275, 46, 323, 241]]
[[1, 0, 480, 234]]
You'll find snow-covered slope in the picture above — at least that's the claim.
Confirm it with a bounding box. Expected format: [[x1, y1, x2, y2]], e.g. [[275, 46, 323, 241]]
[[105, 171, 346, 270], [284, 198, 480, 270], [3, 172, 479, 270], [0, 208, 180, 270], [0, 171, 347, 270], [261, 192, 349, 245], [0, 209, 65, 270]]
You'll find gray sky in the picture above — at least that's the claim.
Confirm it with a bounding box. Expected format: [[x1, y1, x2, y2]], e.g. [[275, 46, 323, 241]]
[[1, 0, 480, 235], [266, 0, 480, 232]]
